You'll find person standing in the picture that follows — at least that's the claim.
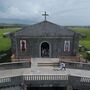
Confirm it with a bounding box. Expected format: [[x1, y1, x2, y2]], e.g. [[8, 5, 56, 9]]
[[61, 62, 66, 70]]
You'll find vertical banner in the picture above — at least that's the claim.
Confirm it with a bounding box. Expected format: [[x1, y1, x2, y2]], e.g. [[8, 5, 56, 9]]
[[20, 40, 26, 51], [64, 40, 70, 52]]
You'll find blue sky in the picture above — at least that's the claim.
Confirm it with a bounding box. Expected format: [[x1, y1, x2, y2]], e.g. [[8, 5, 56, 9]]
[[0, 0, 90, 26]]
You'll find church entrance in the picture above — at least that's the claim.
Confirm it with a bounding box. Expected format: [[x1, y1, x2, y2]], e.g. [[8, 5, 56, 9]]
[[40, 42, 50, 57]]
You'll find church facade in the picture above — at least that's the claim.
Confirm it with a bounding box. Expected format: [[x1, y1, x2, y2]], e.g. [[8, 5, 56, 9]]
[[10, 20, 80, 59]]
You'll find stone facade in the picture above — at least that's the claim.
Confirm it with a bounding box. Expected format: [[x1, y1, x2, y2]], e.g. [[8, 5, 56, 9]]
[[10, 20, 80, 59]]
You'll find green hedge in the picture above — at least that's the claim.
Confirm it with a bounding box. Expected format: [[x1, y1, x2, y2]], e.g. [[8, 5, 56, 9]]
[[86, 52, 90, 61], [0, 48, 11, 63]]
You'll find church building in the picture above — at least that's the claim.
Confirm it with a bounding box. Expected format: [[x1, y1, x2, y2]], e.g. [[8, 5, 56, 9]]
[[10, 13, 80, 59]]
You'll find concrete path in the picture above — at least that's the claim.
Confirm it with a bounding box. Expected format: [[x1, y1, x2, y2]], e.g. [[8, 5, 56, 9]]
[[0, 58, 90, 79], [0, 66, 90, 79]]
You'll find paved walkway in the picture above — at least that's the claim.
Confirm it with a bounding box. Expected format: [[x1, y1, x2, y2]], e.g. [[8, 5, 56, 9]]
[[0, 58, 90, 79], [0, 66, 90, 79]]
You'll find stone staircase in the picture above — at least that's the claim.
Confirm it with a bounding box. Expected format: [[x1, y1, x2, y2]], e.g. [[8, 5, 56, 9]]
[[31, 58, 59, 67]]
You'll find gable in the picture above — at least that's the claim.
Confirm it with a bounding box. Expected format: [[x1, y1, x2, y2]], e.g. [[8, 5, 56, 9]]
[[15, 21, 75, 37]]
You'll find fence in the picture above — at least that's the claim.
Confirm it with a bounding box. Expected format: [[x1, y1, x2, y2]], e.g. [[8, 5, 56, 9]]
[[0, 75, 89, 88], [23, 75, 68, 81]]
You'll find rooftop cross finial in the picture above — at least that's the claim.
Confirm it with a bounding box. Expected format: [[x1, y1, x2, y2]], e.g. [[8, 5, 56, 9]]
[[42, 11, 49, 21]]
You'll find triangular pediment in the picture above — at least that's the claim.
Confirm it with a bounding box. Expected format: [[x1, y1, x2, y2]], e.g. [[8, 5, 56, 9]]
[[15, 21, 75, 37]]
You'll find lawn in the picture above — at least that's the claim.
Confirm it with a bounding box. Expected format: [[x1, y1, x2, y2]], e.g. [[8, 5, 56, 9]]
[[0, 28, 19, 37], [0, 28, 19, 51], [72, 27, 90, 50]]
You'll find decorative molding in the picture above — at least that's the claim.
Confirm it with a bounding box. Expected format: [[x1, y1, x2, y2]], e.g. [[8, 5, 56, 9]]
[[16, 36, 72, 39]]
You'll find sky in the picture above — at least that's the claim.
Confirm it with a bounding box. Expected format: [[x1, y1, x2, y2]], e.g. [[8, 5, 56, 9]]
[[0, 0, 90, 26]]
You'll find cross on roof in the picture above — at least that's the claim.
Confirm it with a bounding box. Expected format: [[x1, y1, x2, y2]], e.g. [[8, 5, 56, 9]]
[[42, 11, 49, 21]]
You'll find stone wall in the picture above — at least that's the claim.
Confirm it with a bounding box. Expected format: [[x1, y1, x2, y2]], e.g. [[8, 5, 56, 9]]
[[13, 36, 78, 58], [0, 61, 31, 70], [0, 86, 21, 90]]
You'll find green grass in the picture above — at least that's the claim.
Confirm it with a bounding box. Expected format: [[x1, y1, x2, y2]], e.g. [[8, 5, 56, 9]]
[[0, 28, 19, 52], [0, 28, 19, 37], [72, 27, 90, 40], [0, 38, 11, 51], [72, 27, 90, 50], [80, 40, 90, 50]]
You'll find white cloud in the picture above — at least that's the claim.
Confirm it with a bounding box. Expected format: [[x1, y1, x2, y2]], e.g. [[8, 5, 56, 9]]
[[0, 0, 90, 25]]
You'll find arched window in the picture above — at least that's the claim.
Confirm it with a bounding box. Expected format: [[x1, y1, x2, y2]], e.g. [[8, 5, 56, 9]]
[[64, 40, 70, 52]]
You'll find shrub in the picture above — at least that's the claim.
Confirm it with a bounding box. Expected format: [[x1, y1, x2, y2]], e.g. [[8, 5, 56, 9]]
[[0, 48, 12, 63], [85, 52, 90, 61]]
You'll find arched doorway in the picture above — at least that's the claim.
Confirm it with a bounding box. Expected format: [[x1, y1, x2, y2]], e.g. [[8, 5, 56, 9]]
[[40, 42, 50, 57]]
